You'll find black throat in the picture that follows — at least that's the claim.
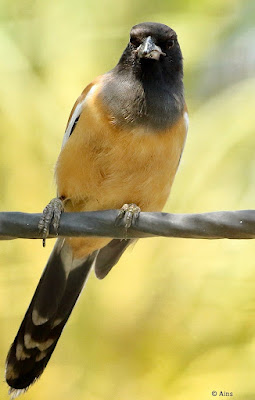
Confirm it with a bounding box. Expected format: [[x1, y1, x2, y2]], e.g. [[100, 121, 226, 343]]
[[100, 47, 184, 131]]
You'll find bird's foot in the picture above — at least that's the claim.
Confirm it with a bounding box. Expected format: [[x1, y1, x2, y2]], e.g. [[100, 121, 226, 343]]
[[38, 197, 64, 247], [116, 203, 141, 237]]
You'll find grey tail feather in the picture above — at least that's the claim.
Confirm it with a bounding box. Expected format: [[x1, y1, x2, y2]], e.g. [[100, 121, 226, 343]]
[[5, 238, 97, 395], [94, 239, 134, 279]]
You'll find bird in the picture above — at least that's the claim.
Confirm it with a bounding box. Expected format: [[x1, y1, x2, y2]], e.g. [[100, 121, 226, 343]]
[[5, 22, 188, 398]]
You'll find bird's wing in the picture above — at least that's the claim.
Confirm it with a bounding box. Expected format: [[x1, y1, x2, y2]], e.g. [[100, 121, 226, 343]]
[[61, 78, 101, 149]]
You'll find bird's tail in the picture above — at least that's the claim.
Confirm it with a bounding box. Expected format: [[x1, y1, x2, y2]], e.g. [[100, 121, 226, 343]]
[[5, 238, 97, 398]]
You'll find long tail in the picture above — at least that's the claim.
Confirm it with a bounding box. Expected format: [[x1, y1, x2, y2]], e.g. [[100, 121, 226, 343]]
[[5, 239, 97, 398]]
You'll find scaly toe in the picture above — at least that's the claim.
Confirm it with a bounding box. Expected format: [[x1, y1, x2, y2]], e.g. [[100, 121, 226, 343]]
[[116, 203, 141, 235], [38, 198, 64, 246]]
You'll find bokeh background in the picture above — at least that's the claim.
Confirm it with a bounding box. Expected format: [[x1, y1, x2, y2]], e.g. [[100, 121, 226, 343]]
[[1, 0, 255, 399]]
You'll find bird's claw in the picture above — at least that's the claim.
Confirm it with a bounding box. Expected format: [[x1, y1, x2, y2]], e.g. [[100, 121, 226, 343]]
[[38, 197, 64, 247], [116, 203, 141, 237]]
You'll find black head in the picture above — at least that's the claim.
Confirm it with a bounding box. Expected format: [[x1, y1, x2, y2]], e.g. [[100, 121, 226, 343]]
[[101, 22, 184, 131], [117, 22, 183, 80]]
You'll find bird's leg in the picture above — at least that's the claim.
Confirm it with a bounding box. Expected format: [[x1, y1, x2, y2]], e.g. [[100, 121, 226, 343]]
[[116, 203, 141, 237], [38, 197, 65, 247]]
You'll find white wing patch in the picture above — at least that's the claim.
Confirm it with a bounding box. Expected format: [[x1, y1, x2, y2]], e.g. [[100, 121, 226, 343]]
[[61, 84, 98, 149], [175, 111, 189, 172], [61, 100, 85, 149], [184, 111, 189, 133]]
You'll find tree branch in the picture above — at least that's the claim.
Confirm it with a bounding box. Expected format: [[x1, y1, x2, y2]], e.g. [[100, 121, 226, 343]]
[[0, 209, 255, 241]]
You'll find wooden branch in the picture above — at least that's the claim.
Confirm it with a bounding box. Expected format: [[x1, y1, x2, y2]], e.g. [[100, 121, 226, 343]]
[[0, 209, 255, 241]]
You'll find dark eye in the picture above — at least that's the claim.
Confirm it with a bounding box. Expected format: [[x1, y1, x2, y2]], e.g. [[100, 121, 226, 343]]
[[130, 36, 140, 48], [166, 39, 175, 49]]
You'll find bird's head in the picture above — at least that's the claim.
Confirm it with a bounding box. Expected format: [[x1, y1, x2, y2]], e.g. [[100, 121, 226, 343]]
[[118, 22, 183, 78]]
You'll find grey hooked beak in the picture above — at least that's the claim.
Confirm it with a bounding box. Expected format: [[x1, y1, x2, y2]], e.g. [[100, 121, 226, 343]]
[[137, 36, 166, 61]]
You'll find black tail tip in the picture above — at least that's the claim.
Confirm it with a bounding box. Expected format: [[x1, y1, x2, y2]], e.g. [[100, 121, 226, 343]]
[[8, 387, 28, 400], [5, 364, 32, 399]]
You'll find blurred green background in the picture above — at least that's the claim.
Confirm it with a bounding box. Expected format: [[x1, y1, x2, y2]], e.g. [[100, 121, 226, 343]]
[[1, 0, 255, 399]]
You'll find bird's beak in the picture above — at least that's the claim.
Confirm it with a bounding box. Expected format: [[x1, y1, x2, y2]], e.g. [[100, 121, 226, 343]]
[[137, 36, 166, 61]]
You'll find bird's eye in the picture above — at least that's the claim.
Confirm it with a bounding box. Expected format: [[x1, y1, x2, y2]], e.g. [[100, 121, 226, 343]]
[[130, 37, 140, 48], [166, 39, 175, 49]]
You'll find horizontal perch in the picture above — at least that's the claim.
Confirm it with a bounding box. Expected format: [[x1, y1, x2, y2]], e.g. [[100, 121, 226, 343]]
[[0, 209, 255, 240]]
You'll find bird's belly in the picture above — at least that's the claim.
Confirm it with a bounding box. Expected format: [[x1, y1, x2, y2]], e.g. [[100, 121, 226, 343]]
[[55, 105, 186, 258], [56, 107, 186, 213]]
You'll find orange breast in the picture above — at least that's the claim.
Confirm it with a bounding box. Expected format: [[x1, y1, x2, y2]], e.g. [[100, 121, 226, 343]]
[[55, 83, 187, 258], [56, 84, 187, 213]]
